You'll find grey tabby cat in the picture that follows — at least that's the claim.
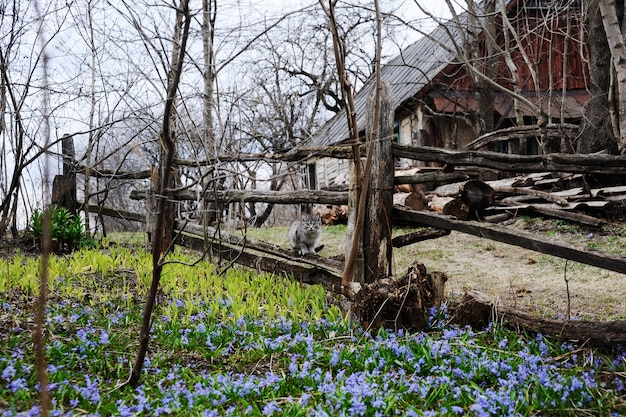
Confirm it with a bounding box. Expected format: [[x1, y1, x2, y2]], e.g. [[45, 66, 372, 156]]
[[288, 213, 322, 255]]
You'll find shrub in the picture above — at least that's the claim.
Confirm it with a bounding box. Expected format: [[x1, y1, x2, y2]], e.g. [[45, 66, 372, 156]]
[[27, 206, 87, 253]]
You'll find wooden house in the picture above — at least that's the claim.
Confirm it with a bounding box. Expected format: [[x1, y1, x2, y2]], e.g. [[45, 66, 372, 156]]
[[305, 0, 589, 190]]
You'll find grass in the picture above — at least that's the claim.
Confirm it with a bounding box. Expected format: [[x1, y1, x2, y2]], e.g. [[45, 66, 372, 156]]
[[0, 243, 625, 416]]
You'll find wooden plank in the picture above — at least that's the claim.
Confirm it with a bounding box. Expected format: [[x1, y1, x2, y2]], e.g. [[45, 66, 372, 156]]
[[80, 203, 145, 223], [130, 188, 349, 205], [176, 221, 344, 272], [391, 228, 450, 247], [484, 204, 605, 226], [393, 205, 626, 275], [395, 171, 469, 185], [498, 199, 610, 209]]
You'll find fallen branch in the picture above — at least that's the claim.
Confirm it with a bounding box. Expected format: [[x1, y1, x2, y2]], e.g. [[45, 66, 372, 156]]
[[451, 290, 626, 346], [391, 227, 450, 247]]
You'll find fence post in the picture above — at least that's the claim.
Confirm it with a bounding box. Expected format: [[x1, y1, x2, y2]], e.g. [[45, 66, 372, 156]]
[[146, 164, 159, 245], [364, 81, 394, 282], [51, 134, 77, 213]]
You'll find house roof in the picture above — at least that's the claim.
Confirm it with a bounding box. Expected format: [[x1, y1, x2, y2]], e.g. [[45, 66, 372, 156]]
[[305, 0, 585, 149], [305, 16, 463, 149]]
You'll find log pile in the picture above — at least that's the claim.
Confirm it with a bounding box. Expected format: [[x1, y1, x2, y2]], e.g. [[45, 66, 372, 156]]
[[313, 204, 349, 225], [394, 170, 626, 227]]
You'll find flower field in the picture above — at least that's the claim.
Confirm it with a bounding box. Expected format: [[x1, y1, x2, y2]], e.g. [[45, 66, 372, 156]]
[[0, 245, 625, 416]]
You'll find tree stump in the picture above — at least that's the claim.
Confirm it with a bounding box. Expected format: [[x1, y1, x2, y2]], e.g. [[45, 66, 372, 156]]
[[352, 262, 447, 333]]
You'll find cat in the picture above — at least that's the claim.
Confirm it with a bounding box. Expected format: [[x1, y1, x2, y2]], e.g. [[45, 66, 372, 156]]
[[288, 213, 322, 255]]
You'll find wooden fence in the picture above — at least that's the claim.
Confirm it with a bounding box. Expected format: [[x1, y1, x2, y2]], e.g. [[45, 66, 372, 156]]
[[55, 135, 626, 281]]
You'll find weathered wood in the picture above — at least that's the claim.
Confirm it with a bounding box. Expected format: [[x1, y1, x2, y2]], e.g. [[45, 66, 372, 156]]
[[51, 175, 77, 213], [75, 165, 152, 180], [82, 204, 145, 223], [451, 290, 626, 346], [364, 80, 394, 282], [343, 155, 363, 287], [395, 171, 469, 185], [393, 205, 626, 274], [465, 124, 579, 151], [483, 212, 513, 223], [173, 222, 343, 294], [176, 221, 344, 272], [52, 134, 77, 213], [130, 188, 349, 205], [391, 227, 450, 247], [428, 196, 470, 220], [393, 192, 427, 211], [432, 182, 465, 197], [495, 186, 568, 205], [352, 262, 447, 333], [174, 146, 356, 166], [524, 205, 604, 227], [392, 143, 626, 174], [431, 180, 495, 211], [75, 143, 626, 181], [212, 189, 348, 205], [487, 202, 606, 226]]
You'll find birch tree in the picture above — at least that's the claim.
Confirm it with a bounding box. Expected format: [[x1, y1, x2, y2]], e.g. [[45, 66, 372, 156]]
[[590, 0, 626, 154]]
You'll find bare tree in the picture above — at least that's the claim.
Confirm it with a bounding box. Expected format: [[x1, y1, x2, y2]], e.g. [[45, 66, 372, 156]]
[[0, 0, 75, 237], [127, 0, 192, 387]]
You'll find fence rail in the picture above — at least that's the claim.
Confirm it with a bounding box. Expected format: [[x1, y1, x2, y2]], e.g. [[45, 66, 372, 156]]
[[60, 136, 626, 280]]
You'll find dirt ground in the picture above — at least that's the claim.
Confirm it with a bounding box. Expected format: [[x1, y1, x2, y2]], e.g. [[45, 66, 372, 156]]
[[391, 219, 626, 321]]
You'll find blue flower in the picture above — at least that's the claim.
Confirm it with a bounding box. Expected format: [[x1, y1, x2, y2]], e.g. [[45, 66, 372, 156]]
[[99, 329, 109, 345], [2, 362, 16, 381], [262, 401, 282, 415], [9, 377, 27, 392]]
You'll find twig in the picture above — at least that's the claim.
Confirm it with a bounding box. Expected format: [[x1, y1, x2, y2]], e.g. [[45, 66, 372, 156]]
[[564, 260, 571, 320]]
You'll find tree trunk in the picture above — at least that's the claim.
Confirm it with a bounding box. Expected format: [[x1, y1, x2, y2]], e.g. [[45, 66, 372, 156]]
[[597, 0, 626, 154], [452, 290, 626, 346], [476, 0, 496, 135], [201, 0, 218, 228], [578, 0, 619, 154]]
